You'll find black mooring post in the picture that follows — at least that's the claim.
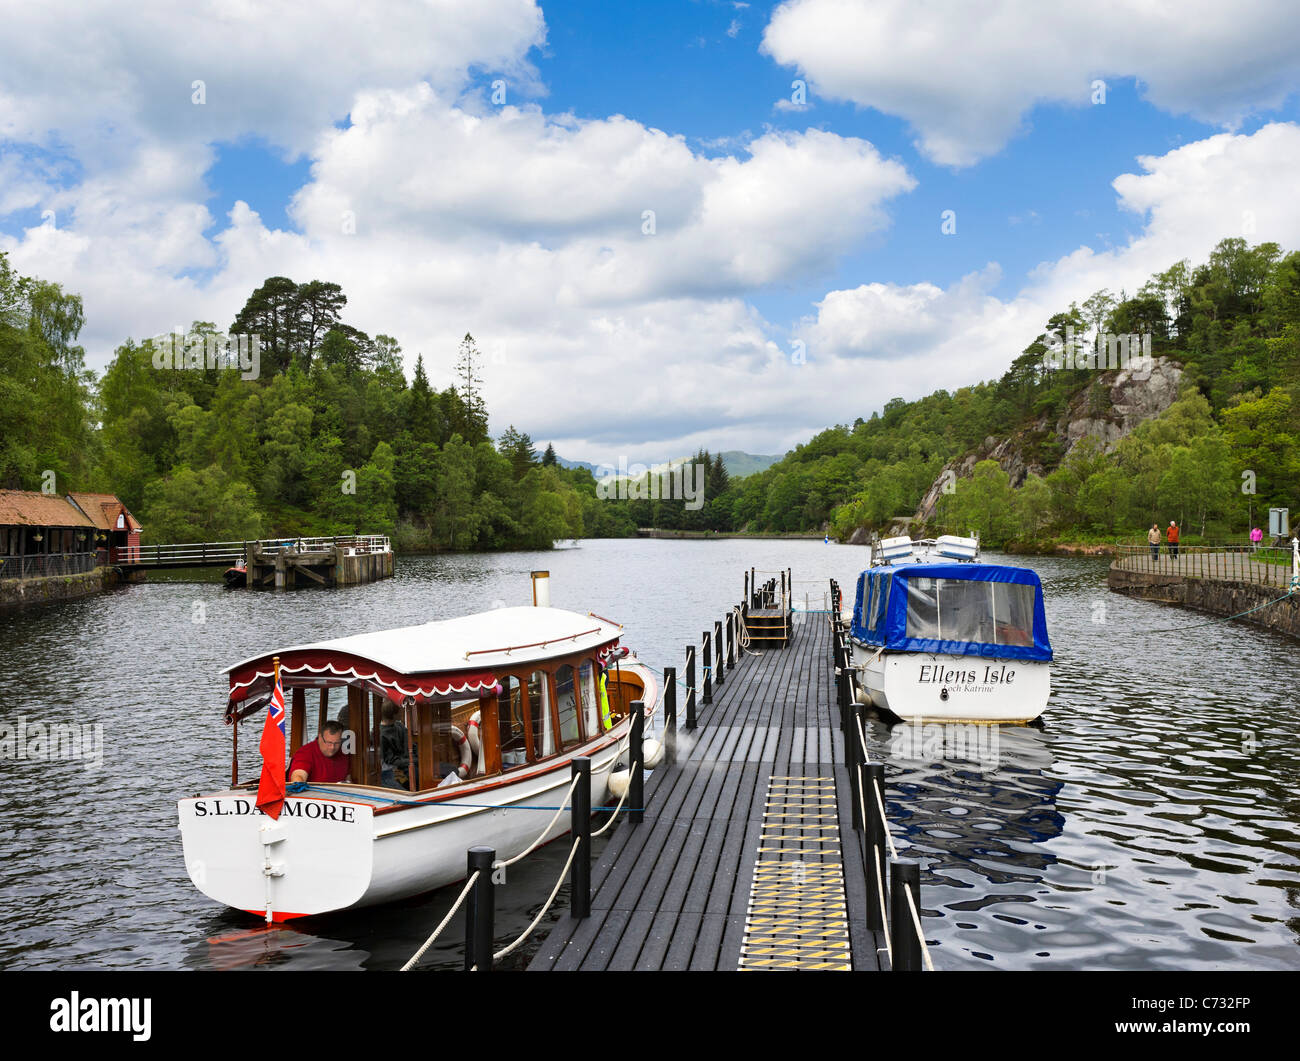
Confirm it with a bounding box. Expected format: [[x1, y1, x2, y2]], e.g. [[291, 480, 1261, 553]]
[[571, 758, 591, 919], [864, 763, 887, 932], [744, 571, 749, 609], [664, 666, 677, 765], [685, 645, 697, 730], [890, 859, 923, 971], [630, 700, 645, 825], [702, 631, 713, 705], [726, 611, 735, 667], [465, 846, 495, 972], [714, 620, 725, 686]]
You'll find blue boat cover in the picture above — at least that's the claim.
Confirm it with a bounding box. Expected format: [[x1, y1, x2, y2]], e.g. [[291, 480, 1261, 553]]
[[851, 563, 1052, 661]]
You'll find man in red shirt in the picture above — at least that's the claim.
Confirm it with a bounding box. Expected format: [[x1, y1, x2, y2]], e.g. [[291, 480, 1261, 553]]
[[288, 720, 351, 784], [1166, 520, 1180, 559]]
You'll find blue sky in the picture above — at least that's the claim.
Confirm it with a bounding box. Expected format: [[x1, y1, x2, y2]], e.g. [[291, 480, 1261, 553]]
[[4, 1, 1300, 460]]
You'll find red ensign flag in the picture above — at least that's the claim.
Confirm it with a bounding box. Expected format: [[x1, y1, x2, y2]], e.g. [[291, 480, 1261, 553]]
[[255, 669, 287, 819]]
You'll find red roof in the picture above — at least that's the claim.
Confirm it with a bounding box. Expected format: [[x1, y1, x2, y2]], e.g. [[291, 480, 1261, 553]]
[[67, 492, 142, 532], [0, 490, 95, 528]]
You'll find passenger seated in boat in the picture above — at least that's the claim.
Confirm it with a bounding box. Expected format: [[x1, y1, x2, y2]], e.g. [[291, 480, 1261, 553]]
[[288, 721, 350, 784], [380, 702, 410, 789]]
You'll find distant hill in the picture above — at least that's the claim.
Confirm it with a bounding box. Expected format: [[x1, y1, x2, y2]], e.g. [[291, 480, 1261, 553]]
[[553, 451, 782, 479], [719, 451, 782, 478], [554, 455, 603, 475]]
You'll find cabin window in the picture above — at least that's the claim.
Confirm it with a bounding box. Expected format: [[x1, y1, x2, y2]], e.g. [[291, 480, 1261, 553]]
[[555, 664, 582, 748], [528, 670, 554, 759], [861, 574, 874, 631], [579, 661, 598, 736], [497, 676, 529, 768]]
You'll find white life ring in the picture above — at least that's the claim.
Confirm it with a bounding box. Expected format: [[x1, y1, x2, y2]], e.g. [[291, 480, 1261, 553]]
[[450, 725, 473, 779]]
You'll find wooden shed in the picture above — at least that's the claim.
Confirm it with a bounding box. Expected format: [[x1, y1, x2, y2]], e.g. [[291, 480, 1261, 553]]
[[0, 490, 97, 579]]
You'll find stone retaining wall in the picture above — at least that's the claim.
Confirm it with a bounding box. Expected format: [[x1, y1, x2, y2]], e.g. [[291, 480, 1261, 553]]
[[1107, 565, 1300, 638], [0, 567, 107, 609]]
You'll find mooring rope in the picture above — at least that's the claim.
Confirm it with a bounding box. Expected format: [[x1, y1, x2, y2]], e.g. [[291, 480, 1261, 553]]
[[732, 605, 764, 657]]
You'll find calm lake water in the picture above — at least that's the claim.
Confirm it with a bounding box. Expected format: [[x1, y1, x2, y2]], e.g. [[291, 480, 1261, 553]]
[[1, 538, 1298, 970]]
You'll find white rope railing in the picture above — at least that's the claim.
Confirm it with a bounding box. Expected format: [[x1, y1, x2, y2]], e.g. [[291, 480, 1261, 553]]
[[401, 871, 480, 971], [903, 882, 935, 971], [872, 847, 892, 964], [493, 773, 582, 872], [492, 836, 583, 962], [873, 784, 898, 859]]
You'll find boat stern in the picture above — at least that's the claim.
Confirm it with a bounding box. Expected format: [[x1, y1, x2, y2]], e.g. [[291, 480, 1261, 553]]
[[178, 794, 374, 920]]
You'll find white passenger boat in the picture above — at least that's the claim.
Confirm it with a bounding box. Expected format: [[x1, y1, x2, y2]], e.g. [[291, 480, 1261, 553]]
[[848, 535, 1052, 723], [178, 595, 657, 922]]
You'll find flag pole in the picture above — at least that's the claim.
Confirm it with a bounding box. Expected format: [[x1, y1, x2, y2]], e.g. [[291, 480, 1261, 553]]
[[264, 656, 283, 924]]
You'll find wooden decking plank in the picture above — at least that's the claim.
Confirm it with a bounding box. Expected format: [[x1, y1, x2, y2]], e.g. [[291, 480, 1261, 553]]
[[662, 907, 703, 971]]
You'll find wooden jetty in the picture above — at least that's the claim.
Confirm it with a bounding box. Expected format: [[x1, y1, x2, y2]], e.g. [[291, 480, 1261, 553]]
[[113, 534, 393, 589], [529, 577, 889, 971]]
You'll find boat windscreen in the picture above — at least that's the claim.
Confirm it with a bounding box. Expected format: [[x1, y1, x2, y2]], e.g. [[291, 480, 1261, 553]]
[[904, 577, 1036, 647]]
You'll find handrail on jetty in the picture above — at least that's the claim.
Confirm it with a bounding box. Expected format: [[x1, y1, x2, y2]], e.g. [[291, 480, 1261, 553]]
[[119, 535, 392, 569], [1111, 538, 1299, 589]]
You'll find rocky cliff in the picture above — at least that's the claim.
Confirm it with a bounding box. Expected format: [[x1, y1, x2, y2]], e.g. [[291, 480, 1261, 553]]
[[913, 357, 1184, 523]]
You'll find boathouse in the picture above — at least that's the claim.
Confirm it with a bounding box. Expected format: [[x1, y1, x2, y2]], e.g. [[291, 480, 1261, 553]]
[[0, 490, 97, 580], [67, 492, 142, 564]]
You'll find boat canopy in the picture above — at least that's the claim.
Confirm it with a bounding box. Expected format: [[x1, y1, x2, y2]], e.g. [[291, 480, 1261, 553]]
[[222, 606, 623, 704], [850, 564, 1052, 662]]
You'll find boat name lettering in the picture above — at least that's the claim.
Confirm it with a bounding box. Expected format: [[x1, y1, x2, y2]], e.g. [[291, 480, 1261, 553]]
[[192, 798, 356, 822], [918, 664, 1016, 685]]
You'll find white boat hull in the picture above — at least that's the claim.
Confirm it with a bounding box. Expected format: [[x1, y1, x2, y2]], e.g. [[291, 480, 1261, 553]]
[[855, 650, 1049, 723], [179, 723, 631, 920]]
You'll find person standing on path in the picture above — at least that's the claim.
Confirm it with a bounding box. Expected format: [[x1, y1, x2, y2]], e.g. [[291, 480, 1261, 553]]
[[1147, 523, 1161, 562], [1167, 520, 1180, 559], [1250, 525, 1263, 551]]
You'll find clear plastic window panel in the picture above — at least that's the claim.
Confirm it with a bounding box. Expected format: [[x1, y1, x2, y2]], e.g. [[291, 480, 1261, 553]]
[[904, 577, 1036, 646]]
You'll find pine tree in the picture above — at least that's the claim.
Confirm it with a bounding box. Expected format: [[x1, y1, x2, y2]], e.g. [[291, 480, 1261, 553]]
[[542, 443, 557, 467], [455, 333, 489, 443]]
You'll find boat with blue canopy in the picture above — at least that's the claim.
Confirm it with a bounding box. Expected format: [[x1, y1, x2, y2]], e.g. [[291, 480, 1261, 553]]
[[848, 535, 1053, 722]]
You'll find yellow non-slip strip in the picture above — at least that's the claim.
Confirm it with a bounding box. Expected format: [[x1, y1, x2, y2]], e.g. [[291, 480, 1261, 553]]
[[739, 775, 851, 971]]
